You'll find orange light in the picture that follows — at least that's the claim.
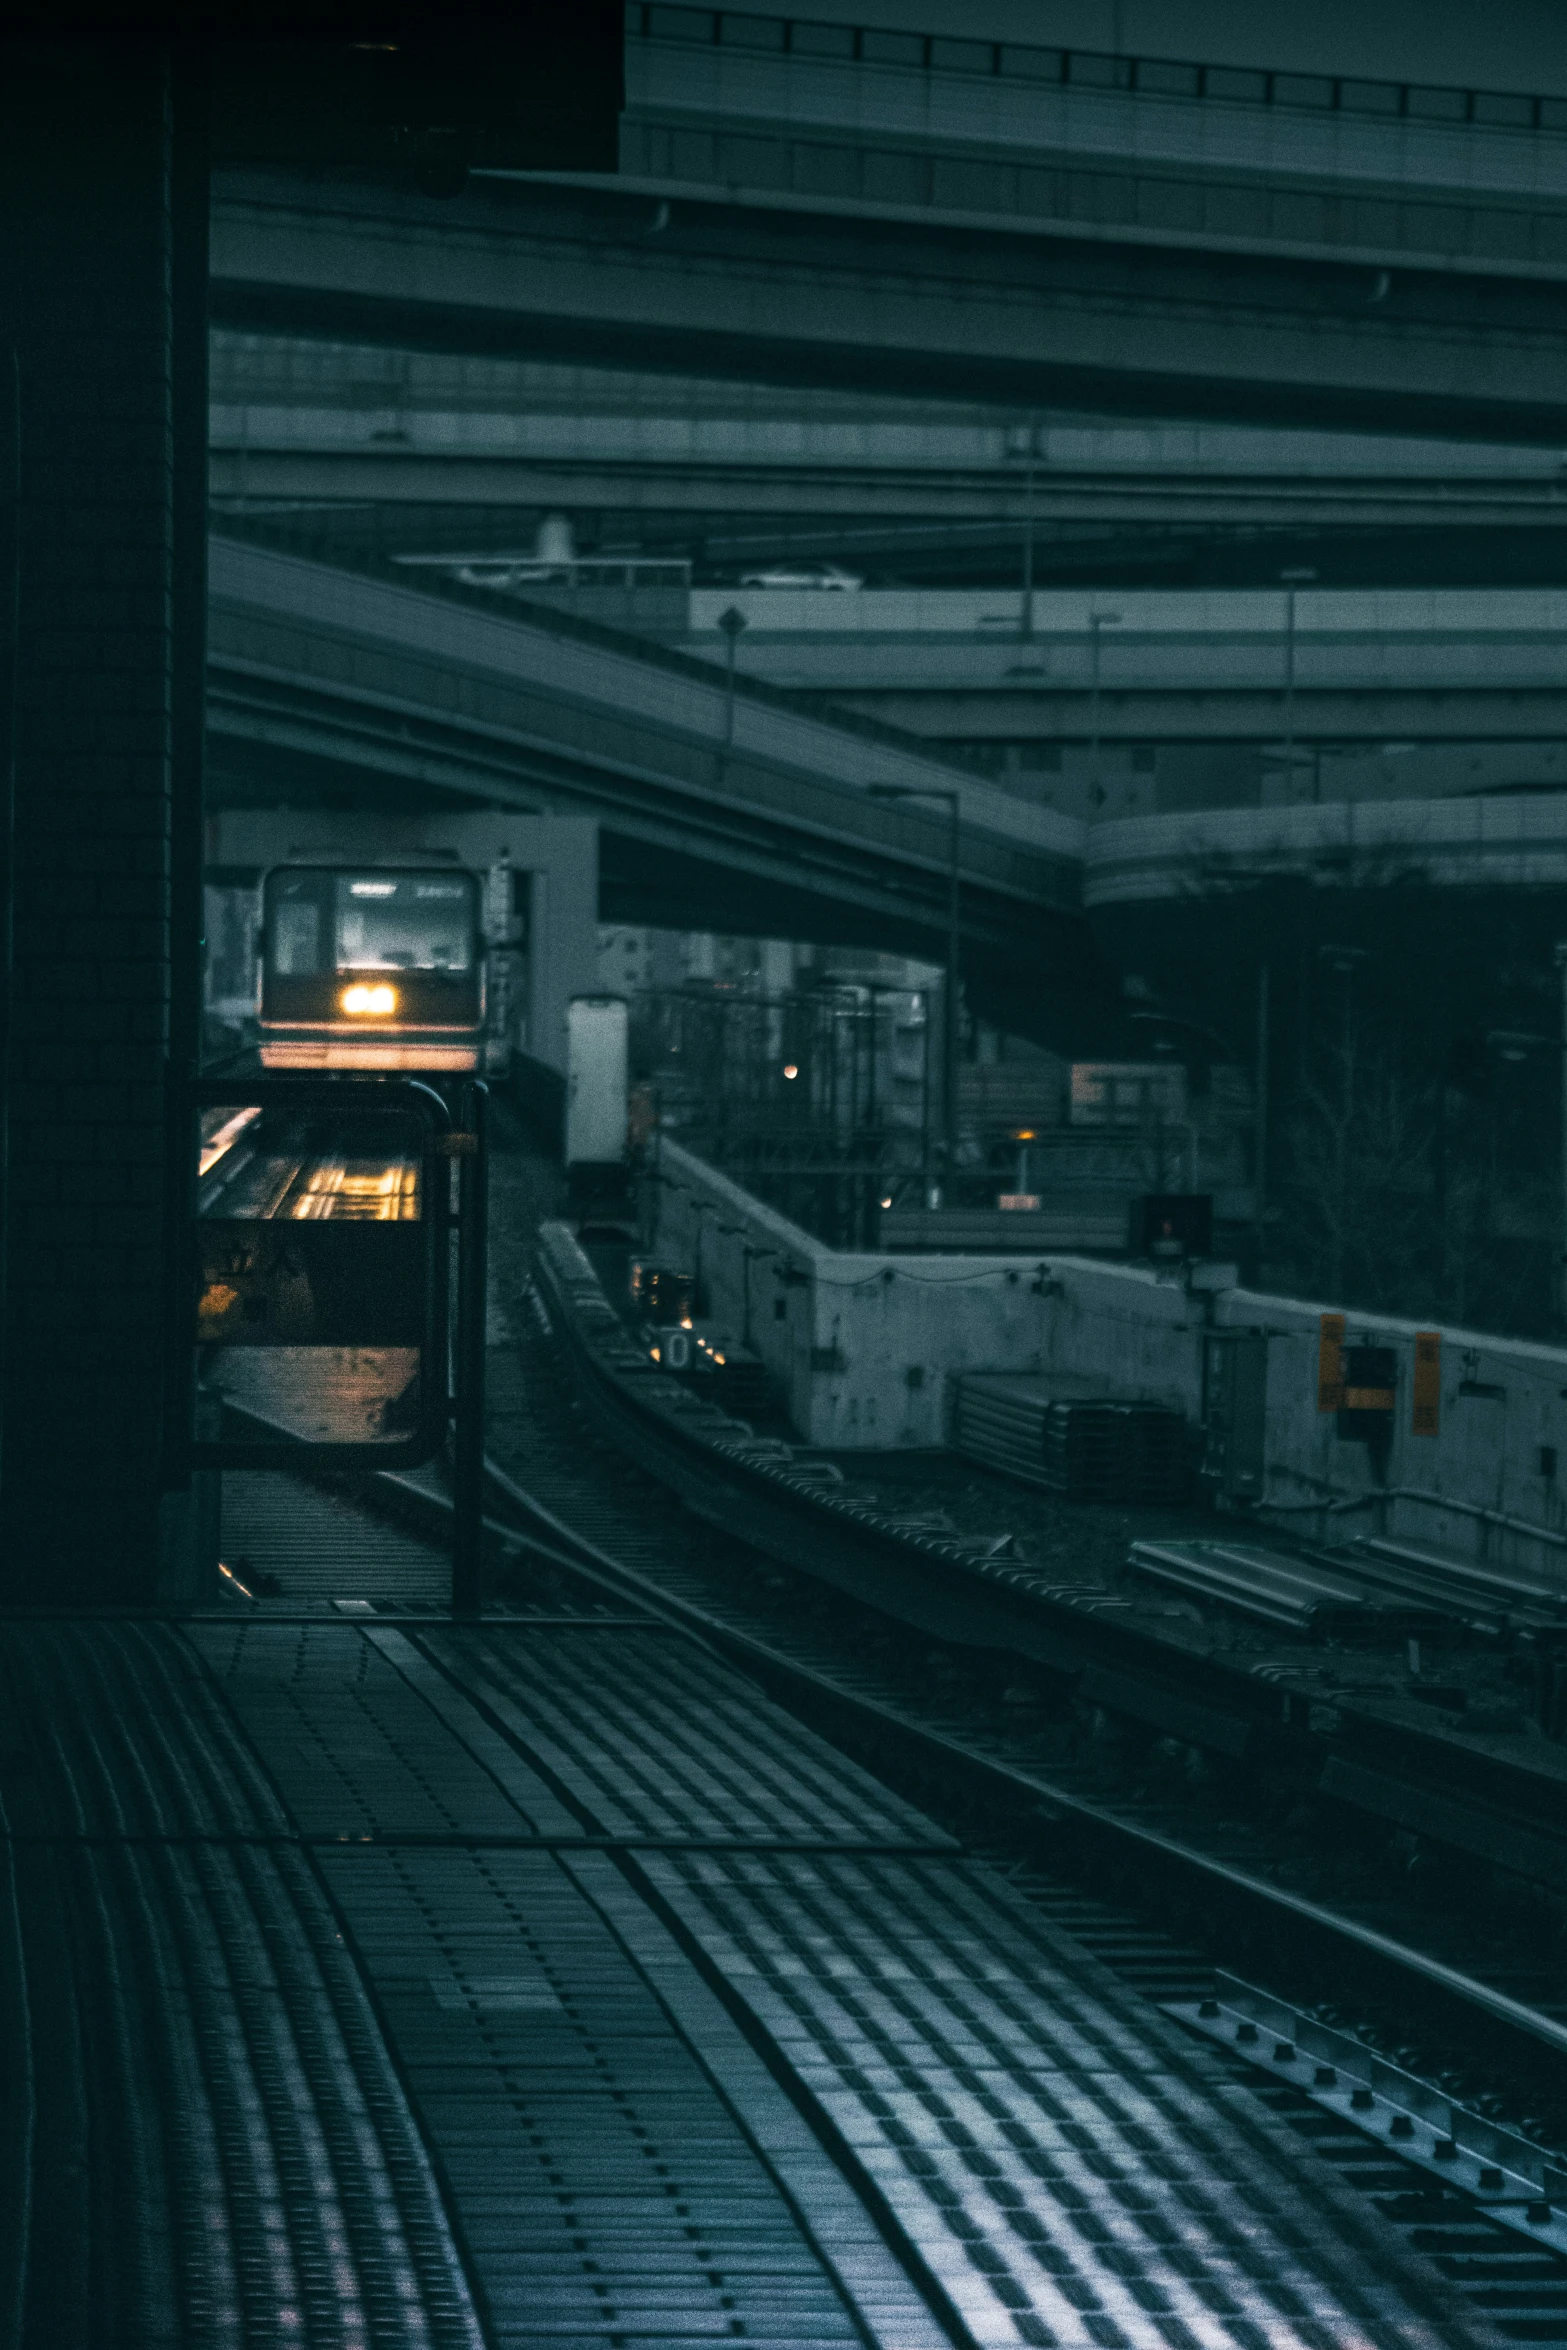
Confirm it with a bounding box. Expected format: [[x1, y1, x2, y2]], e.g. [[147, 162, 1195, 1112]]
[[261, 1042, 477, 1070], [1015, 1128, 1036, 1141], [782, 1063, 799, 1080], [341, 982, 397, 1016]]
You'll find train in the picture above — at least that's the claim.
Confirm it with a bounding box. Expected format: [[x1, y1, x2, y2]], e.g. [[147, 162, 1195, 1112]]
[[257, 863, 487, 1074], [205, 824, 633, 1230]]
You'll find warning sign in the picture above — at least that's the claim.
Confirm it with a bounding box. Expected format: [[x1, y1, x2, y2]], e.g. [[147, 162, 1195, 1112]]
[[1317, 1313, 1345, 1413], [1412, 1331, 1441, 1437]]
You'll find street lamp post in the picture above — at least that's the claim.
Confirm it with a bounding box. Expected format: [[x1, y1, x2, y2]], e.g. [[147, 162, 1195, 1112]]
[[1253, 961, 1270, 1279], [869, 782, 961, 1200], [1087, 611, 1122, 808], [1128, 1000, 1239, 1215], [717, 604, 747, 748], [1555, 944, 1567, 1330], [1279, 567, 1316, 802], [1317, 943, 1376, 1301], [1019, 410, 1039, 642]]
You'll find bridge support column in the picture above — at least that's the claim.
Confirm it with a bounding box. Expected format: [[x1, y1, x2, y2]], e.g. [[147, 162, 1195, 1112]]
[[0, 44, 206, 1598]]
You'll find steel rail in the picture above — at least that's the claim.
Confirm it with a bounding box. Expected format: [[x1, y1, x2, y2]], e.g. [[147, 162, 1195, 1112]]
[[359, 1436, 1567, 2119]]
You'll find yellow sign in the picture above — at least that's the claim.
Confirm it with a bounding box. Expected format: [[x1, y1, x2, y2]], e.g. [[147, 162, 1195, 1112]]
[[1317, 1313, 1345, 1412], [1412, 1331, 1441, 1437]]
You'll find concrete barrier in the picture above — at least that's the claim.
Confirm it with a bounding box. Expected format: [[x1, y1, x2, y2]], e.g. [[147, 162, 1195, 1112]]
[[646, 1137, 1567, 1588]]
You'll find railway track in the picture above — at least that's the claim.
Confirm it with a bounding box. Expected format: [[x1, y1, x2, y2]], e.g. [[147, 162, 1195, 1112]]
[[183, 1463, 1567, 2350], [198, 1107, 422, 1225], [107, 1125, 1567, 2343], [484, 1218, 1558, 2026], [402, 1140, 1567, 2322]]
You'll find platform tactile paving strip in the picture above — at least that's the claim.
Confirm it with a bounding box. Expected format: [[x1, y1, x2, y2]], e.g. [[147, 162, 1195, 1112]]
[[191, 1618, 945, 2344], [411, 1627, 1508, 2350], [46, 1599, 1509, 2350], [315, 1841, 902, 2347], [416, 1625, 954, 1850], [632, 1847, 1487, 2350], [186, 1620, 580, 1840], [0, 1621, 487, 2348], [0, 1617, 291, 1837]]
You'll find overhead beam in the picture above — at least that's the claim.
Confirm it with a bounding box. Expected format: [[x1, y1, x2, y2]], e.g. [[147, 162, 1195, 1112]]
[[211, 173, 1567, 444], [203, 535, 1086, 973], [792, 688, 1567, 744], [205, 446, 1567, 534]]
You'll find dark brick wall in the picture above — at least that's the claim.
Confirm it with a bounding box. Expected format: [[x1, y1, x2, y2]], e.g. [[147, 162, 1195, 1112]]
[[0, 48, 202, 1594]]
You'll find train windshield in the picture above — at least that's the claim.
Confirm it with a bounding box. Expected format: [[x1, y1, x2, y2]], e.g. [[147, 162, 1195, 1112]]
[[334, 876, 474, 972], [263, 870, 478, 976]]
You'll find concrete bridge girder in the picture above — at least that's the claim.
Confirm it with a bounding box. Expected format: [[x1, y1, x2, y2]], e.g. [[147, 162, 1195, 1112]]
[[622, 24, 1567, 283], [199, 538, 1567, 1051], [204, 534, 1085, 969], [204, 445, 1567, 533], [1084, 796, 1567, 906], [210, 175, 1567, 444], [821, 689, 1567, 742]]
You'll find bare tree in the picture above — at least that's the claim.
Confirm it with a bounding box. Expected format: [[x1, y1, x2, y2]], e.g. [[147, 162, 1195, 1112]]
[[1275, 1030, 1442, 1315]]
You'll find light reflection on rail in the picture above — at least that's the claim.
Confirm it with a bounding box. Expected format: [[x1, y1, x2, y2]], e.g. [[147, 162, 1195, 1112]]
[[289, 1160, 420, 1220], [198, 1111, 421, 1221], [198, 1104, 263, 1177]]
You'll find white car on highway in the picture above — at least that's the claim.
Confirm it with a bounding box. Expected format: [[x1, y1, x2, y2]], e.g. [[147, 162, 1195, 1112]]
[[737, 561, 864, 590]]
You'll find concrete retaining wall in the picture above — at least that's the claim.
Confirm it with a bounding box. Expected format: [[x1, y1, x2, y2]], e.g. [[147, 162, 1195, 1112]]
[[647, 1138, 1567, 1588]]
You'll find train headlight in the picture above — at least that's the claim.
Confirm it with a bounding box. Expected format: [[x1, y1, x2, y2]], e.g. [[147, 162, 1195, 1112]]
[[341, 982, 397, 1017]]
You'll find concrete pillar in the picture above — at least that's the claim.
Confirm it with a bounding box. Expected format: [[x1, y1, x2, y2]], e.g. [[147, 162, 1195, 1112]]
[[0, 45, 206, 1597]]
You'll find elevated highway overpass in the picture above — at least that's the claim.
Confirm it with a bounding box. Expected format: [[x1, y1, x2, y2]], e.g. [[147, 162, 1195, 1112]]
[[204, 532, 1096, 1019], [206, 532, 1567, 1032], [204, 7, 1567, 597], [209, 343, 1567, 545], [615, 2, 1567, 288], [683, 584, 1567, 758], [209, 161, 1567, 447], [210, 0, 1567, 455]]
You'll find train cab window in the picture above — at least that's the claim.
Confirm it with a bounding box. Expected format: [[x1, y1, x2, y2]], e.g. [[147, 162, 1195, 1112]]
[[263, 869, 479, 980], [334, 875, 474, 973], [273, 898, 324, 974]]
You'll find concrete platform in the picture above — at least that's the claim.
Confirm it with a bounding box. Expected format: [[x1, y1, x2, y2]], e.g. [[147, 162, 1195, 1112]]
[[0, 1580, 1508, 2347]]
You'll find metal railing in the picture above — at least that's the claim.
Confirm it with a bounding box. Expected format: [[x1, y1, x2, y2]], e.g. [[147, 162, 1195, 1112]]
[[629, 5, 1567, 138]]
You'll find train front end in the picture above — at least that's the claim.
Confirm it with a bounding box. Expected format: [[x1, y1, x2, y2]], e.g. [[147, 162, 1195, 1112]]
[[258, 867, 483, 1072]]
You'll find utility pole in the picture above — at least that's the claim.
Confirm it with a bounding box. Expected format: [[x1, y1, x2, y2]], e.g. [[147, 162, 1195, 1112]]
[[1556, 942, 1567, 1331], [868, 783, 961, 1201], [1019, 411, 1039, 641], [718, 604, 747, 748], [1087, 610, 1122, 808], [1318, 943, 1375, 1304], [1253, 961, 1270, 1282], [944, 792, 960, 1194], [1279, 566, 1316, 801]]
